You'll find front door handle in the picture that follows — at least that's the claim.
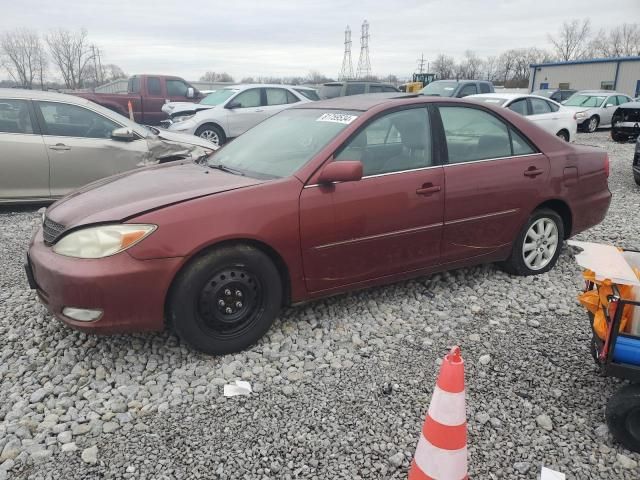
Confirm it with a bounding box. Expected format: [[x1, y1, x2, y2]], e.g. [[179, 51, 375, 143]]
[[416, 184, 441, 195], [49, 143, 71, 151], [524, 167, 544, 177]]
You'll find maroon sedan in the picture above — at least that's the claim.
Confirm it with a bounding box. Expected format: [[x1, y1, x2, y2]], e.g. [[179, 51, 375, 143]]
[[26, 95, 611, 354]]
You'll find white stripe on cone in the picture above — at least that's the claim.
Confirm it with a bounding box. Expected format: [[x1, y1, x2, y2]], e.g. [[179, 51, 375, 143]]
[[414, 433, 468, 480], [427, 386, 466, 426]]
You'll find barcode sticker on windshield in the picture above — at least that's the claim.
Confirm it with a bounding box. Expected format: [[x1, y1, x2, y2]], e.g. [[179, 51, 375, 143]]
[[317, 113, 358, 124]]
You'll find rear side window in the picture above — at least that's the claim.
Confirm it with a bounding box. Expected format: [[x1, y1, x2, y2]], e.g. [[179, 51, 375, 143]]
[[345, 83, 366, 96], [479, 83, 491, 94], [369, 85, 383, 93], [508, 99, 528, 116], [286, 90, 300, 104], [147, 77, 161, 95], [265, 88, 289, 106], [294, 88, 320, 101], [129, 77, 140, 94], [318, 85, 343, 99], [511, 129, 535, 155], [530, 98, 552, 115], [439, 106, 530, 163], [0, 99, 34, 134], [547, 100, 560, 112]]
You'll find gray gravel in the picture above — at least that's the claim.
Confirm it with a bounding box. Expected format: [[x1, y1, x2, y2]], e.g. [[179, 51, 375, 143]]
[[1, 130, 639, 479]]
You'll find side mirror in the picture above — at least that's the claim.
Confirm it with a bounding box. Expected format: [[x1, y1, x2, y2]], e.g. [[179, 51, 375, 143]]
[[318, 161, 363, 184], [605, 103, 614, 108], [111, 127, 136, 141], [186, 87, 195, 99], [226, 101, 241, 109]]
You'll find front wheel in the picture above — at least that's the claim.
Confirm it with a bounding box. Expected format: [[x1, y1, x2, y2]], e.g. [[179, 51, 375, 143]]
[[606, 384, 640, 453], [168, 245, 282, 355], [195, 124, 226, 147], [501, 208, 564, 276], [556, 130, 570, 142], [585, 116, 599, 133]]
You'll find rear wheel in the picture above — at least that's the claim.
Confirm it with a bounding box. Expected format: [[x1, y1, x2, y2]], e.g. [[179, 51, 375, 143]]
[[556, 130, 570, 142], [168, 245, 282, 355], [606, 384, 640, 453], [635, 172, 640, 186], [586, 116, 599, 133], [501, 208, 564, 276], [195, 123, 226, 147], [611, 132, 626, 143]]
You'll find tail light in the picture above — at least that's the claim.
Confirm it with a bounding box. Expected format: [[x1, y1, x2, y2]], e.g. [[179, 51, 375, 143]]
[[604, 153, 610, 178]]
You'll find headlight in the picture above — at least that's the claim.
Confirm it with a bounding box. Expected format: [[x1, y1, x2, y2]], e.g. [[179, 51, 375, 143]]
[[172, 114, 195, 123], [575, 111, 587, 118], [52, 224, 156, 258]]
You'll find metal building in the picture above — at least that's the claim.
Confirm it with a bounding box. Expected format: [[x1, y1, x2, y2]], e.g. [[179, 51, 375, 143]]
[[529, 56, 640, 98]]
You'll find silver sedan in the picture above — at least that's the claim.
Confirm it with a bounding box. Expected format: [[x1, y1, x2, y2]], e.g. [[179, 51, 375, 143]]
[[0, 89, 214, 204], [562, 90, 633, 132]]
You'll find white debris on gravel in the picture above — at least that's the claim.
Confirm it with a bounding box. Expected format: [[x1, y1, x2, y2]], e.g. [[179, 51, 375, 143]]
[[0, 131, 639, 479]]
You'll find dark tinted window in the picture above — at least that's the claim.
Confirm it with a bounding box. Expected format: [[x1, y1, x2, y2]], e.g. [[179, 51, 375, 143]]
[[530, 98, 552, 115], [129, 77, 140, 94], [0, 99, 34, 134], [232, 88, 262, 108], [265, 88, 289, 106], [346, 83, 366, 96], [439, 106, 511, 163], [336, 107, 431, 175], [166, 79, 189, 96], [294, 88, 320, 101], [319, 84, 343, 99], [561, 90, 576, 101], [147, 77, 161, 95], [508, 99, 528, 115], [479, 83, 491, 94], [458, 84, 478, 97], [37, 101, 119, 139]]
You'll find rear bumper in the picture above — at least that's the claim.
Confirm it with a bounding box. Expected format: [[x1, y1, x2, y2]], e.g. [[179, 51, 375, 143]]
[[27, 228, 184, 334]]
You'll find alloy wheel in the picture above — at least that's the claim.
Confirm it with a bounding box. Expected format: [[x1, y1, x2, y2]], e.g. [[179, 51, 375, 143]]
[[199, 130, 220, 146], [588, 117, 598, 132], [522, 218, 559, 271]]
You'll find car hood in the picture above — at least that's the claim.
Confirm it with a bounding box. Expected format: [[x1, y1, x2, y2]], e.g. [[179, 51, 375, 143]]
[[46, 161, 264, 228], [162, 102, 216, 115]]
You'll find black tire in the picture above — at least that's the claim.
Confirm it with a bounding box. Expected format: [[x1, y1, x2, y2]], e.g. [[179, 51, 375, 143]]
[[556, 130, 570, 142], [611, 132, 626, 143], [586, 116, 600, 133], [168, 245, 282, 355], [501, 208, 564, 276], [195, 123, 226, 147], [634, 173, 640, 186], [606, 384, 640, 453]]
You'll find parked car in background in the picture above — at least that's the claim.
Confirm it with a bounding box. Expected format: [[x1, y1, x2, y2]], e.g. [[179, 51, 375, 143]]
[[611, 101, 640, 143], [161, 86, 320, 128], [634, 136, 640, 185], [28, 94, 611, 355], [530, 88, 577, 103], [468, 93, 577, 141], [73, 75, 203, 125], [561, 90, 633, 132], [318, 81, 399, 99], [167, 84, 316, 146], [0, 89, 213, 204], [419, 80, 494, 98]]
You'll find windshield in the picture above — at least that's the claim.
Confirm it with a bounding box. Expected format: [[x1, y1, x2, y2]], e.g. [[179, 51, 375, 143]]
[[564, 94, 606, 108], [294, 88, 320, 101], [531, 90, 553, 98], [469, 97, 509, 106], [200, 89, 237, 106], [419, 81, 458, 97], [208, 109, 359, 178]]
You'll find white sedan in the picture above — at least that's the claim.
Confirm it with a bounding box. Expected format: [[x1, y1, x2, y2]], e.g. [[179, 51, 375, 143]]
[[468, 93, 577, 142]]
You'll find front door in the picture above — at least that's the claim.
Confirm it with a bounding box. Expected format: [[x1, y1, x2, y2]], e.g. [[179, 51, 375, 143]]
[[35, 100, 148, 197], [224, 88, 267, 138], [0, 98, 50, 200], [300, 107, 444, 293], [437, 105, 550, 264], [143, 76, 167, 125]]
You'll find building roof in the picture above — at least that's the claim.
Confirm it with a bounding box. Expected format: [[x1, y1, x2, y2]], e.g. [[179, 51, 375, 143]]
[[530, 56, 640, 68]]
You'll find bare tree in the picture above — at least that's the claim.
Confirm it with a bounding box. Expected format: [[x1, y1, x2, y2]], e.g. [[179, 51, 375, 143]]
[[432, 54, 456, 80], [456, 50, 483, 80], [46, 28, 95, 89], [307, 70, 333, 84], [0, 29, 47, 89], [103, 64, 127, 82], [592, 23, 640, 57], [548, 19, 592, 61], [483, 56, 501, 82]]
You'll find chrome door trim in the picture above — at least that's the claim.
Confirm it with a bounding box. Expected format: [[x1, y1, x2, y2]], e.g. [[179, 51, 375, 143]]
[[314, 222, 444, 250]]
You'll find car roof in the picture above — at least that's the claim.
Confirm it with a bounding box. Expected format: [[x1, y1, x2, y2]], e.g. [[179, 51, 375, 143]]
[[322, 81, 396, 86], [291, 92, 419, 111], [0, 88, 90, 102], [577, 90, 622, 95], [470, 93, 524, 100]]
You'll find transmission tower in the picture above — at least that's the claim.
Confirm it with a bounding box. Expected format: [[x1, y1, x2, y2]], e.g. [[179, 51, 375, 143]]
[[339, 25, 354, 80], [417, 53, 426, 74], [356, 20, 371, 79]]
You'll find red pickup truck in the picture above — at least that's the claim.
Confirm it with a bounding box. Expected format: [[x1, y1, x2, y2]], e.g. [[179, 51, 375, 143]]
[[73, 75, 204, 125]]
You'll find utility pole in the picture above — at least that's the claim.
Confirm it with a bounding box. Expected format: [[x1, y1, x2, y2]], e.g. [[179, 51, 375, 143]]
[[355, 20, 371, 79], [417, 53, 426, 74], [339, 25, 354, 80]]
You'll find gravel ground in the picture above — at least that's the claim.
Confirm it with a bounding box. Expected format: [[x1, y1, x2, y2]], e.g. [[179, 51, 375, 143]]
[[1, 131, 639, 480]]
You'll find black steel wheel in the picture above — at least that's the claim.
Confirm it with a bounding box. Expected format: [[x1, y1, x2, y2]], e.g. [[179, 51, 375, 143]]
[[168, 245, 282, 355], [606, 384, 640, 453]]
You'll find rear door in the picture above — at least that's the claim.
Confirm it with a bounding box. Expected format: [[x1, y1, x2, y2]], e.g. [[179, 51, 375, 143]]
[[527, 97, 557, 135], [437, 104, 549, 263], [224, 88, 265, 138], [0, 98, 50, 201], [35, 100, 148, 197], [601, 95, 618, 125], [262, 88, 297, 118], [300, 106, 444, 292], [142, 76, 166, 125]]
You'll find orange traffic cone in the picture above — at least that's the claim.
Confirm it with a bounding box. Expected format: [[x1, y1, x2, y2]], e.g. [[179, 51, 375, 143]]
[[127, 100, 134, 121], [408, 346, 468, 480]]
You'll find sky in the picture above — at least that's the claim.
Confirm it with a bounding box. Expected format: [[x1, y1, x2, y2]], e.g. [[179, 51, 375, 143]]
[[2, 0, 639, 82]]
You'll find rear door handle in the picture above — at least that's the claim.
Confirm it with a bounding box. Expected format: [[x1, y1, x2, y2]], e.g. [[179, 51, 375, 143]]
[[416, 184, 441, 195], [49, 143, 71, 151], [524, 168, 544, 177]]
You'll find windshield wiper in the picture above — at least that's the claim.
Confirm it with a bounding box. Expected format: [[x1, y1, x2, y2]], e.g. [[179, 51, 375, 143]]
[[208, 162, 245, 176]]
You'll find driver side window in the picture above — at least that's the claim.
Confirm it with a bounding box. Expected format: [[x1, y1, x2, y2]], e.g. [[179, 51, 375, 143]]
[[335, 108, 431, 176], [37, 101, 120, 139]]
